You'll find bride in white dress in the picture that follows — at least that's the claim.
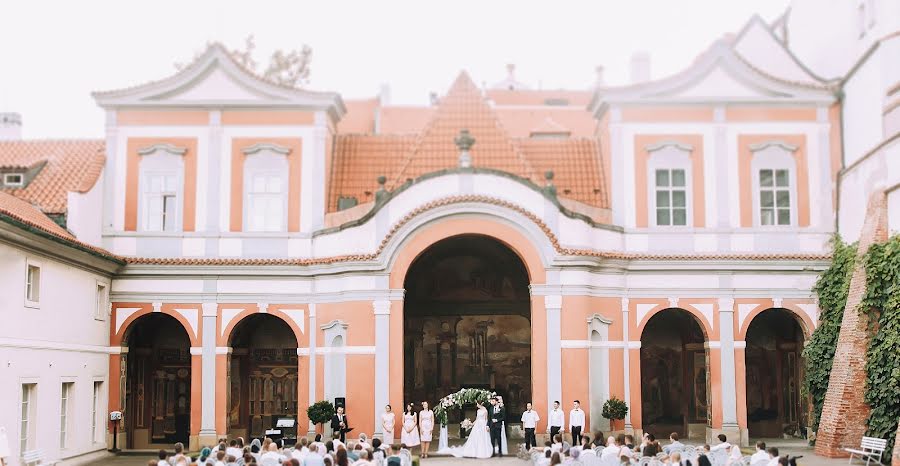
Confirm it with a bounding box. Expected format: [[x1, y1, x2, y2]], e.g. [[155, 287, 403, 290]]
[[449, 400, 493, 459]]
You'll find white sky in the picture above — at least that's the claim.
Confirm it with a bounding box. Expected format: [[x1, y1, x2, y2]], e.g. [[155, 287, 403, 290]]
[[0, 0, 790, 139]]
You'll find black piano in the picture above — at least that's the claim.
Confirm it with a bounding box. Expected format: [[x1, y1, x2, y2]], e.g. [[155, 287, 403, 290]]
[[265, 417, 298, 446]]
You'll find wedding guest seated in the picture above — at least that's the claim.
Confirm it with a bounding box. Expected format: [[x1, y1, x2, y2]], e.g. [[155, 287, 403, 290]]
[[623, 435, 636, 452], [750, 442, 768, 464], [641, 434, 660, 457], [353, 449, 373, 466], [566, 447, 584, 466], [551, 435, 564, 453], [663, 432, 684, 455], [536, 449, 553, 466], [600, 436, 619, 459], [550, 452, 563, 466], [293, 438, 311, 461], [303, 443, 325, 466], [358, 433, 371, 449], [765, 447, 780, 466], [710, 434, 731, 453], [157, 449, 171, 466], [669, 452, 687, 466]]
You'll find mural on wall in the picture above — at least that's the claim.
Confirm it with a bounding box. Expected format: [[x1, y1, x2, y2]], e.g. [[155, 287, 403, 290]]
[[403, 235, 532, 420]]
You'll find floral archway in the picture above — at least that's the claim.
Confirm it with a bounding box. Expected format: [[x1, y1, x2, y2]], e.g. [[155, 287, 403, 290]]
[[435, 388, 495, 426]]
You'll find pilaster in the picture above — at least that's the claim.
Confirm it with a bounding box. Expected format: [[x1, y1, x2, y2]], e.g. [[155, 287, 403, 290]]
[[373, 300, 391, 435], [199, 303, 218, 441], [308, 303, 318, 435], [621, 298, 633, 430], [718, 297, 741, 442], [545, 295, 562, 418]]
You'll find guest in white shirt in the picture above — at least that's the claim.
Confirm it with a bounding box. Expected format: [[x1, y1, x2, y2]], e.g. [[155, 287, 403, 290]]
[[548, 401, 565, 439], [710, 434, 731, 452], [749, 441, 769, 465], [568, 400, 585, 447], [521, 402, 540, 450], [663, 432, 685, 455], [226, 439, 243, 460], [766, 447, 780, 466], [601, 436, 619, 460], [261, 443, 284, 464]]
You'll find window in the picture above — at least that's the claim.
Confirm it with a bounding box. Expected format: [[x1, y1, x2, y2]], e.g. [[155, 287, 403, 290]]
[[759, 169, 791, 226], [247, 172, 285, 231], [4, 173, 24, 187], [21, 384, 36, 453], [60, 382, 73, 449], [95, 283, 108, 321], [25, 262, 40, 306], [92, 382, 102, 443], [655, 168, 688, 226], [143, 172, 178, 232]]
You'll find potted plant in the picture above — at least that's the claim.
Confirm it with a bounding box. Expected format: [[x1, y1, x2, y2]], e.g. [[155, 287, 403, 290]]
[[307, 400, 335, 434], [459, 418, 474, 439], [602, 396, 629, 431]]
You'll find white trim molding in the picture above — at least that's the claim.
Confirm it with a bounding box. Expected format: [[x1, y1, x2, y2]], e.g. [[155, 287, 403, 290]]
[[748, 140, 799, 153], [646, 140, 694, 153], [242, 142, 292, 156], [137, 143, 187, 156]]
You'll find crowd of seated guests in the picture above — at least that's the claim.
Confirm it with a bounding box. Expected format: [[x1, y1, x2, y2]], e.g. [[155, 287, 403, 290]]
[[524, 431, 792, 466], [146, 431, 418, 466]]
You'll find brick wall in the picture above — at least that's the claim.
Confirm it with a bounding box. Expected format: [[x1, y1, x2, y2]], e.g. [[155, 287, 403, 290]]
[[893, 420, 900, 466], [815, 190, 888, 458]]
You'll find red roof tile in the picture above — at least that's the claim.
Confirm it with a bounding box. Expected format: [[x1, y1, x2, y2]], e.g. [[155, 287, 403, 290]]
[[0, 191, 73, 238], [0, 140, 105, 214], [328, 134, 415, 211], [337, 98, 379, 133], [519, 138, 607, 207]]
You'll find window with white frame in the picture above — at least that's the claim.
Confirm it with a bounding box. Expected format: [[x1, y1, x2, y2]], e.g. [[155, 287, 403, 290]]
[[25, 261, 41, 307], [95, 283, 108, 321], [646, 141, 693, 227], [243, 143, 291, 232], [60, 382, 73, 449], [750, 141, 798, 227], [4, 173, 24, 187], [138, 144, 185, 232], [92, 381, 102, 443], [21, 383, 36, 453]]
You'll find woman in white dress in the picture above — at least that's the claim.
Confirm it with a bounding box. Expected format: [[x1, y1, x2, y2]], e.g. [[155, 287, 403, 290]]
[[381, 405, 395, 446], [449, 400, 493, 459], [400, 404, 421, 447], [419, 401, 434, 458]]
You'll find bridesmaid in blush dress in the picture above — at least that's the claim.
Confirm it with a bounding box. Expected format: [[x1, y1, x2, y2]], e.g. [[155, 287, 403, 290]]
[[400, 403, 421, 447], [381, 404, 395, 446], [419, 401, 434, 458]]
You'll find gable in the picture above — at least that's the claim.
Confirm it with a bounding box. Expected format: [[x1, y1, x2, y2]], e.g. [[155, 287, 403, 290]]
[[151, 65, 278, 102], [658, 64, 787, 99]]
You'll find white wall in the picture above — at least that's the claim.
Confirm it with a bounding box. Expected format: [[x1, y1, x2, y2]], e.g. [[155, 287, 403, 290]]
[[842, 50, 886, 167], [0, 241, 111, 465], [67, 172, 105, 247]]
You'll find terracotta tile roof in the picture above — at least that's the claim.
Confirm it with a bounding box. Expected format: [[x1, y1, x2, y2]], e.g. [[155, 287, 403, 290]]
[[337, 98, 378, 133], [328, 134, 415, 211], [328, 72, 609, 213], [126, 195, 830, 266], [0, 191, 73, 238], [0, 140, 105, 214], [378, 106, 435, 134], [519, 138, 607, 207], [494, 107, 597, 138], [486, 89, 593, 106]]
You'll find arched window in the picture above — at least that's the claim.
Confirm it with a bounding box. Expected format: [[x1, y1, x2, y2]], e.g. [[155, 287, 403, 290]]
[[242, 143, 290, 232], [646, 141, 693, 227], [138, 144, 186, 232], [750, 141, 798, 227]]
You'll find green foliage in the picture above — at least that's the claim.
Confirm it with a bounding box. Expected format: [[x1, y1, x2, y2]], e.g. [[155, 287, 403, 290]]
[[601, 396, 628, 421], [862, 235, 900, 462], [307, 400, 335, 426], [802, 236, 857, 434], [434, 388, 494, 426]]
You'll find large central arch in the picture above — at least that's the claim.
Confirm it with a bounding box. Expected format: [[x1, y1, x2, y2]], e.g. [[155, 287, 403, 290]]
[[403, 234, 532, 421]]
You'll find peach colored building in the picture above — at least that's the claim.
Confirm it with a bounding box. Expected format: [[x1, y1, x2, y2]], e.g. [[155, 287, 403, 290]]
[[1, 3, 899, 464]]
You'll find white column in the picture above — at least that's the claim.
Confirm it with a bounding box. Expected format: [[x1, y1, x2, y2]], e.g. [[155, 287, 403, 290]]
[[621, 298, 633, 430], [545, 295, 562, 417], [816, 108, 835, 229], [609, 108, 626, 226], [206, 111, 222, 233], [102, 110, 118, 232], [200, 302, 218, 436], [308, 303, 317, 435], [373, 300, 391, 436], [718, 297, 738, 429]]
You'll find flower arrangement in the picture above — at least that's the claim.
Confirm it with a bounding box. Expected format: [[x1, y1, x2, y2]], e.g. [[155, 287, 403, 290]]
[[434, 387, 495, 426], [460, 418, 474, 430]]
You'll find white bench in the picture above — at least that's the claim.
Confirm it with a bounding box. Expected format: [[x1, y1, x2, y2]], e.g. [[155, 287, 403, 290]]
[[22, 449, 58, 466], [844, 436, 887, 466]]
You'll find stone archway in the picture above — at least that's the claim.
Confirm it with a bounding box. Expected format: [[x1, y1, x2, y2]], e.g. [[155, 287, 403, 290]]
[[227, 314, 300, 439], [403, 234, 532, 422], [640, 308, 709, 439], [744, 308, 807, 438], [122, 313, 192, 449]]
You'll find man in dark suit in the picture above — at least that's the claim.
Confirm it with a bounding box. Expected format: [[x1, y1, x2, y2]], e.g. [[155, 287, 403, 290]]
[[330, 406, 349, 443], [489, 397, 506, 457]]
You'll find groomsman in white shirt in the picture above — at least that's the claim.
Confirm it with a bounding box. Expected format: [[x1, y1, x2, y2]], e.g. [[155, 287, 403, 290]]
[[548, 401, 565, 440], [569, 400, 585, 447], [521, 402, 540, 450]]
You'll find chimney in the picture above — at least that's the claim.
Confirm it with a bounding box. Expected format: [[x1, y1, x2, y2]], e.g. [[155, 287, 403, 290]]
[[378, 83, 392, 106], [506, 64, 516, 81], [629, 52, 651, 84], [0, 112, 22, 140], [594, 65, 606, 87]]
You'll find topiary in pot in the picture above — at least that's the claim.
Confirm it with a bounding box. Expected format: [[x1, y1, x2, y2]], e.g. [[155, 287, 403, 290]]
[[602, 396, 628, 422], [307, 400, 335, 432]]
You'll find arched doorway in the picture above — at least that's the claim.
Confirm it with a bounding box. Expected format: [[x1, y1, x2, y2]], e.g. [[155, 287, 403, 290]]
[[227, 314, 300, 439], [744, 308, 807, 438], [123, 313, 192, 448], [640, 308, 709, 439], [403, 234, 531, 420]]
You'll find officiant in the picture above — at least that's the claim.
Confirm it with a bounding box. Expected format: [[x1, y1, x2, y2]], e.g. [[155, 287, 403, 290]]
[[331, 405, 350, 443]]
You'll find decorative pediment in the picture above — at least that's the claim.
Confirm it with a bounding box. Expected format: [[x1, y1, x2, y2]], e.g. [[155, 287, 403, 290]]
[[749, 140, 799, 152], [242, 142, 292, 156], [93, 44, 345, 120], [137, 143, 187, 156], [645, 141, 693, 153]]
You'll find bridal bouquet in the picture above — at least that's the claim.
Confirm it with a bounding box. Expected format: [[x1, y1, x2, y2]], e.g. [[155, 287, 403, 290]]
[[460, 418, 474, 430]]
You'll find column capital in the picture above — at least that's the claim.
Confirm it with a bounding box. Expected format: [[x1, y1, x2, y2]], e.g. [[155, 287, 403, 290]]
[[215, 346, 233, 355], [201, 302, 218, 317], [190, 347, 203, 356], [544, 294, 562, 310], [373, 300, 391, 315], [718, 297, 735, 313]]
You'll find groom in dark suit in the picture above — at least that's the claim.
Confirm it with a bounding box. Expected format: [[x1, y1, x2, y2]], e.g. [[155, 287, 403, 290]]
[[489, 397, 505, 457]]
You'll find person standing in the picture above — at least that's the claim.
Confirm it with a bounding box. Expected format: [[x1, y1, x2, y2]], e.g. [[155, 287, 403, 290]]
[[548, 401, 565, 440], [489, 397, 505, 457], [419, 401, 434, 458], [400, 404, 421, 447], [331, 406, 350, 443], [521, 402, 540, 450], [568, 400, 584, 448], [381, 405, 395, 446]]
